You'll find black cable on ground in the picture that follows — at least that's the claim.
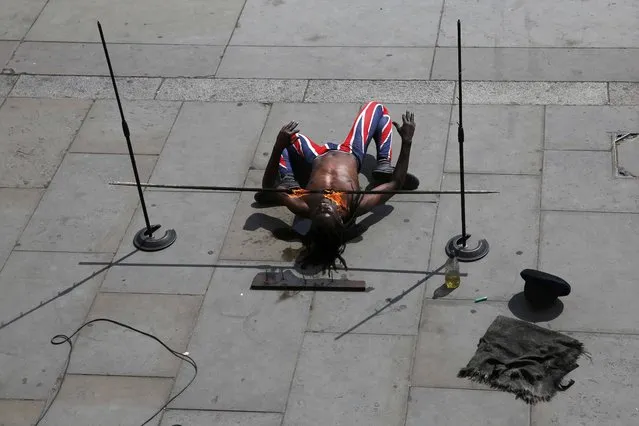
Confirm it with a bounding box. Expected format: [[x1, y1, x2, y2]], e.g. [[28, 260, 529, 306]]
[[34, 318, 197, 426]]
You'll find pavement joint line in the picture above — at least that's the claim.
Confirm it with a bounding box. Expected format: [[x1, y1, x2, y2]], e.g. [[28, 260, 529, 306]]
[[162, 407, 284, 414]]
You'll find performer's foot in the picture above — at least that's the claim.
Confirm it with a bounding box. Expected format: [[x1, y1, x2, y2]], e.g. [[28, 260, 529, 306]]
[[372, 159, 420, 190], [254, 174, 301, 205]]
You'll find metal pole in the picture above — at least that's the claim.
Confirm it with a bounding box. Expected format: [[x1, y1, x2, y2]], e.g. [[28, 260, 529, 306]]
[[98, 21, 153, 236], [457, 19, 468, 247]]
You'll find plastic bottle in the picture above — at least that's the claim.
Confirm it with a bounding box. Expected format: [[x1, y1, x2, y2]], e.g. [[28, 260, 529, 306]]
[[444, 254, 461, 289]]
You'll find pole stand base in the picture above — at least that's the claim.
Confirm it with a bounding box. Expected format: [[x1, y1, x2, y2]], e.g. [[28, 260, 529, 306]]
[[133, 225, 177, 252], [445, 234, 489, 262]]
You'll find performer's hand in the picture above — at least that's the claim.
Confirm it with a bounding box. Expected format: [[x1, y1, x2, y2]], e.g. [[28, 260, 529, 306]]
[[392, 111, 415, 142], [275, 121, 299, 150]]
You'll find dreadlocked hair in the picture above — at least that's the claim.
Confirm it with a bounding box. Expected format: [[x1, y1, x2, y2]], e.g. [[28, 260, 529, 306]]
[[299, 191, 364, 276]]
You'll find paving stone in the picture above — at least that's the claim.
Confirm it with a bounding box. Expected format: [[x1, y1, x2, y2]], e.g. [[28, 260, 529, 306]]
[[0, 98, 92, 188], [150, 102, 268, 187], [0, 189, 42, 269], [444, 105, 543, 174], [541, 151, 639, 213], [0, 42, 18, 68], [429, 174, 540, 301], [10, 75, 161, 100], [439, 0, 639, 48], [218, 47, 434, 79], [37, 375, 172, 426], [232, 0, 441, 46], [0, 400, 45, 426], [0, 0, 47, 40], [406, 387, 529, 426], [100, 191, 239, 294], [432, 47, 639, 81], [252, 102, 362, 170], [70, 100, 181, 154], [27, 0, 244, 44], [412, 299, 513, 389], [459, 81, 608, 105], [156, 78, 307, 102], [531, 332, 639, 426], [609, 83, 639, 105], [219, 170, 301, 262], [345, 201, 437, 270], [282, 333, 413, 426], [168, 263, 311, 412], [0, 253, 107, 399], [305, 80, 454, 104], [539, 211, 639, 333], [545, 106, 639, 151], [307, 269, 426, 335], [617, 135, 639, 177], [9, 42, 224, 78], [69, 293, 201, 377], [160, 410, 282, 426], [18, 153, 156, 252], [0, 76, 18, 97]]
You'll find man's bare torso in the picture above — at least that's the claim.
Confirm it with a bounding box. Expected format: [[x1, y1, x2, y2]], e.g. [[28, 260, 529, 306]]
[[301, 150, 359, 212]]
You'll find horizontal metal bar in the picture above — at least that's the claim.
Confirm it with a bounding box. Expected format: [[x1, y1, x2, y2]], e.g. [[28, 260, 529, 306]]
[[109, 181, 500, 196]]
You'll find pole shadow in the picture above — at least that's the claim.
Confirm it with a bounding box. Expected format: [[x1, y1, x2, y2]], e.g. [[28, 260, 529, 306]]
[[508, 292, 564, 322]]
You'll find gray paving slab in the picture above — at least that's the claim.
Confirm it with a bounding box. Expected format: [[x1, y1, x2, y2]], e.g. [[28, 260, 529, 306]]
[[459, 81, 608, 105], [168, 262, 311, 412], [9, 42, 224, 77], [344, 201, 437, 270], [69, 293, 201, 377], [100, 191, 239, 294], [406, 387, 529, 426], [26, 0, 244, 44], [412, 299, 513, 389], [540, 211, 639, 333], [531, 332, 639, 425], [149, 102, 268, 186], [282, 333, 413, 426], [305, 80, 454, 104], [252, 102, 362, 170], [0, 42, 18, 69], [541, 151, 639, 213], [231, 0, 441, 46], [217, 47, 434, 80], [18, 153, 156, 252], [0, 0, 47, 40], [439, 0, 639, 47], [444, 105, 543, 174], [37, 375, 172, 426], [545, 106, 639, 151], [70, 100, 181, 155], [0, 76, 18, 97], [0, 251, 110, 328], [307, 269, 426, 335], [429, 174, 540, 301], [609, 82, 639, 105], [432, 47, 639, 82], [10, 75, 161, 100], [617, 136, 639, 177], [0, 188, 42, 269], [0, 400, 44, 426], [156, 78, 307, 102], [0, 253, 107, 399], [219, 170, 300, 262], [160, 410, 282, 426], [0, 97, 91, 188]]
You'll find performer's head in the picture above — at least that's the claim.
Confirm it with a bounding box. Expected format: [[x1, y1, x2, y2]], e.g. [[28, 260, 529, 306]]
[[301, 192, 361, 274]]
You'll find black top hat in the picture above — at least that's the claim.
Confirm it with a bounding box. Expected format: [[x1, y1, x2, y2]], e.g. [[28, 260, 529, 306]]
[[521, 269, 571, 309]]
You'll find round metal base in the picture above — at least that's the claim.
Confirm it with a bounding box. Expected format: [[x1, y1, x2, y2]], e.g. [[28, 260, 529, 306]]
[[445, 234, 489, 262], [133, 226, 177, 252]]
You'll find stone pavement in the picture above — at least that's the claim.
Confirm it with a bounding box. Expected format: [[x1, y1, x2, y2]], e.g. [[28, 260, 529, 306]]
[[1, 1, 638, 425]]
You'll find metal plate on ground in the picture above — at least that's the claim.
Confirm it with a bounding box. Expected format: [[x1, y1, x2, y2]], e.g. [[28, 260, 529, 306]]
[[251, 270, 366, 292]]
